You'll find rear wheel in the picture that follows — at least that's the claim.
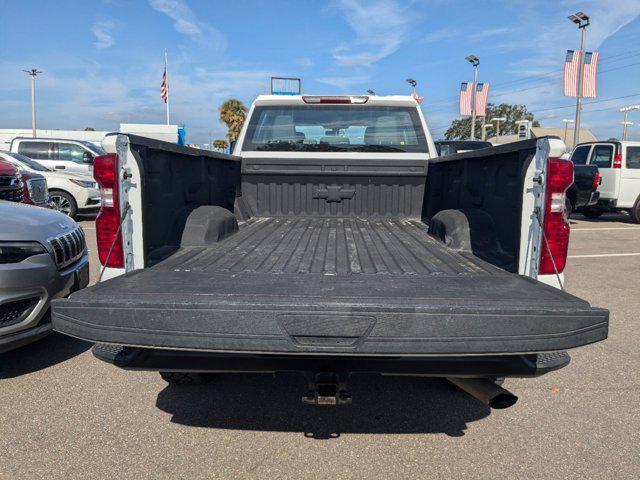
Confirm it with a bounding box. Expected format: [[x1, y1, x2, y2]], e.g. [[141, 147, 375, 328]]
[[581, 206, 603, 219], [630, 197, 640, 224], [565, 198, 574, 217], [159, 372, 214, 385], [49, 190, 77, 218]]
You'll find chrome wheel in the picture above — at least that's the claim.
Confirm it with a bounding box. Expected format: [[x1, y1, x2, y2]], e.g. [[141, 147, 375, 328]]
[[50, 194, 72, 215]]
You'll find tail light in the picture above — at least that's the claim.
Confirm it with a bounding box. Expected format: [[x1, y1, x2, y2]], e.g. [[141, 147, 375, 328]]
[[93, 153, 124, 268], [592, 170, 600, 190], [613, 153, 622, 168], [539, 157, 574, 275], [302, 95, 369, 104]]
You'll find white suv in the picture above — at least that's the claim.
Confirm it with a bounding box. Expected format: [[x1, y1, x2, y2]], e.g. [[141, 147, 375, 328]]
[[0, 151, 100, 218], [570, 141, 640, 222], [9, 138, 106, 175]]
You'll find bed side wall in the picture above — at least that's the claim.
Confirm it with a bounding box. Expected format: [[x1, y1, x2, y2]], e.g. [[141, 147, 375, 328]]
[[422, 140, 538, 272]]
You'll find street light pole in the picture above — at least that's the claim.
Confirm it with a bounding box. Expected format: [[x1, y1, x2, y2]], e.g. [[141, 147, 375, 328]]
[[23, 69, 42, 138], [491, 117, 506, 144], [562, 119, 574, 148], [568, 12, 590, 148], [466, 55, 480, 140], [620, 106, 640, 140]]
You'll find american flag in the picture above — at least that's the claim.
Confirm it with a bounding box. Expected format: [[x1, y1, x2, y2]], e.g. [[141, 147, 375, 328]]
[[582, 51, 599, 98], [459, 82, 473, 116], [160, 67, 168, 103], [564, 50, 599, 97], [412, 90, 424, 104], [474, 82, 489, 116]]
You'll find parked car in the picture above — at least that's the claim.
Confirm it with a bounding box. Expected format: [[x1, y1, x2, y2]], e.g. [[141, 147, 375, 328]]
[[0, 151, 100, 218], [52, 95, 607, 410], [435, 140, 492, 156], [567, 163, 600, 215], [569, 141, 640, 222], [18, 169, 49, 208], [9, 137, 107, 175], [0, 201, 89, 353], [0, 158, 23, 203]]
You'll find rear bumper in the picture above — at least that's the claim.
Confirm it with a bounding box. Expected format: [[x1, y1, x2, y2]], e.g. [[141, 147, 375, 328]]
[[586, 190, 600, 207], [93, 343, 572, 378]]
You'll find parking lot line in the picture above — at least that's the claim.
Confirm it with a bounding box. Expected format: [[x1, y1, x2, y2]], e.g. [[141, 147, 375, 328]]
[[568, 253, 640, 258]]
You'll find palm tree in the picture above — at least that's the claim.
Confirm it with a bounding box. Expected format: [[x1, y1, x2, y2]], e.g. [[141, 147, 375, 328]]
[[212, 139, 229, 151], [219, 99, 247, 143]]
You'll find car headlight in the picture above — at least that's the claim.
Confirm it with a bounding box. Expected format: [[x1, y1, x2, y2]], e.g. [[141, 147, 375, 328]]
[[0, 242, 47, 264], [70, 179, 97, 189]]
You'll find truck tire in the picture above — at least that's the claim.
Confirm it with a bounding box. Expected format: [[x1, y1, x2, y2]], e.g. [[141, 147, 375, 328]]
[[565, 198, 574, 217], [49, 190, 78, 219], [159, 372, 214, 385], [581, 206, 603, 219], [630, 197, 640, 224]]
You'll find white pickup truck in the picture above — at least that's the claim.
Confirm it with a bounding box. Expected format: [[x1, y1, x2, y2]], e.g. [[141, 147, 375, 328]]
[[52, 95, 608, 409]]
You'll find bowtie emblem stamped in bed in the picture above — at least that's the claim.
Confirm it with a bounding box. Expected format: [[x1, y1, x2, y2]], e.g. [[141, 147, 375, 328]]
[[313, 184, 356, 203]]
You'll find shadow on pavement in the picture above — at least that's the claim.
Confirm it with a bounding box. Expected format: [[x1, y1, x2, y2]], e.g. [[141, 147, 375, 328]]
[[571, 212, 634, 224], [156, 373, 490, 439], [75, 213, 98, 222], [0, 332, 91, 379]]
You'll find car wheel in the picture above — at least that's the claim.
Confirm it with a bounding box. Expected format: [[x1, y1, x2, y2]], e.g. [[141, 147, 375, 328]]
[[159, 372, 214, 385], [581, 206, 603, 219], [565, 198, 573, 217], [630, 197, 640, 224], [49, 190, 77, 218]]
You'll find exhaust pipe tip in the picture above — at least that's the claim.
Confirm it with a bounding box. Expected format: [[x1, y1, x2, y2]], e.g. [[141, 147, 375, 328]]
[[447, 377, 519, 410], [489, 392, 518, 410]]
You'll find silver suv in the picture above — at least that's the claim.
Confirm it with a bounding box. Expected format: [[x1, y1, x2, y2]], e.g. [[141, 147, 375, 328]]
[[0, 200, 89, 352]]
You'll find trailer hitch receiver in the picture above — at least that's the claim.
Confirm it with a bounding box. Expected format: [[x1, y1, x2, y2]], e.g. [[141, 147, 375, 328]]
[[302, 372, 352, 406]]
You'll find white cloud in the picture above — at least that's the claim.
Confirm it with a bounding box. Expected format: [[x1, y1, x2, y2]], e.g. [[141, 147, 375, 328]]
[[469, 27, 515, 40], [92, 20, 115, 49], [423, 28, 457, 44], [317, 75, 370, 91], [333, 0, 410, 66], [148, 0, 225, 49]]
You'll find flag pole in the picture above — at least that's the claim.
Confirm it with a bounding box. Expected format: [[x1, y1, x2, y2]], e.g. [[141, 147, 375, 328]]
[[165, 49, 170, 125]]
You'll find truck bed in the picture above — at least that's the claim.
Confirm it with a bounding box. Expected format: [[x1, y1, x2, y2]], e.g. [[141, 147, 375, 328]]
[[53, 216, 608, 355]]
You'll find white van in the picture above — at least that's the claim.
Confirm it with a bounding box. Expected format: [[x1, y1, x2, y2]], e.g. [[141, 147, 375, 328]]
[[9, 138, 107, 175], [570, 141, 640, 222]]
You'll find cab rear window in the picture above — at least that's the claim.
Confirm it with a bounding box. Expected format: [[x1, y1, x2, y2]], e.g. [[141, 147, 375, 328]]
[[243, 106, 427, 153]]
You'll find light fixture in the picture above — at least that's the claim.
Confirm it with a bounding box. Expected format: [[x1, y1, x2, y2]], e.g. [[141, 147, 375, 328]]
[[465, 55, 479, 66]]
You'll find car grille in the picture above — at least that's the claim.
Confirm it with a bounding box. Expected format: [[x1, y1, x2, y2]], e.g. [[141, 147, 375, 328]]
[[47, 227, 86, 269], [0, 174, 24, 202], [27, 178, 48, 204], [0, 297, 39, 329]]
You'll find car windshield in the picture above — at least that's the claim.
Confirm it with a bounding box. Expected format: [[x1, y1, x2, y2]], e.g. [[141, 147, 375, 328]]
[[80, 141, 106, 155], [243, 105, 428, 153], [6, 152, 51, 171]]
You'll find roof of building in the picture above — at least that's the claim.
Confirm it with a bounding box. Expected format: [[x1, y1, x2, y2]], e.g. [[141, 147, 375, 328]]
[[493, 127, 597, 149]]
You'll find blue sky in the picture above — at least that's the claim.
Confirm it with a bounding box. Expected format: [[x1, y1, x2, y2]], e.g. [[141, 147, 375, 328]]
[[1, 0, 640, 144]]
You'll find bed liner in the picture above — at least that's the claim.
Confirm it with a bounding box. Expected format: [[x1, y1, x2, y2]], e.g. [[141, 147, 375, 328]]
[[52, 217, 608, 355]]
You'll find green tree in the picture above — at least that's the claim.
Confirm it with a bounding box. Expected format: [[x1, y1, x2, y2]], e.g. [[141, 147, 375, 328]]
[[218, 99, 247, 143], [444, 103, 540, 140], [213, 139, 229, 150]]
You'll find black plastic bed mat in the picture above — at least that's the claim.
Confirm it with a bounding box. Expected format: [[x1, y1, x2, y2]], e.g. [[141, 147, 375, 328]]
[[52, 217, 608, 355]]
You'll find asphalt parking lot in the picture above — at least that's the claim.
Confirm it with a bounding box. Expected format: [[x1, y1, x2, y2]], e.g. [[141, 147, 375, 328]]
[[1, 214, 639, 479]]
